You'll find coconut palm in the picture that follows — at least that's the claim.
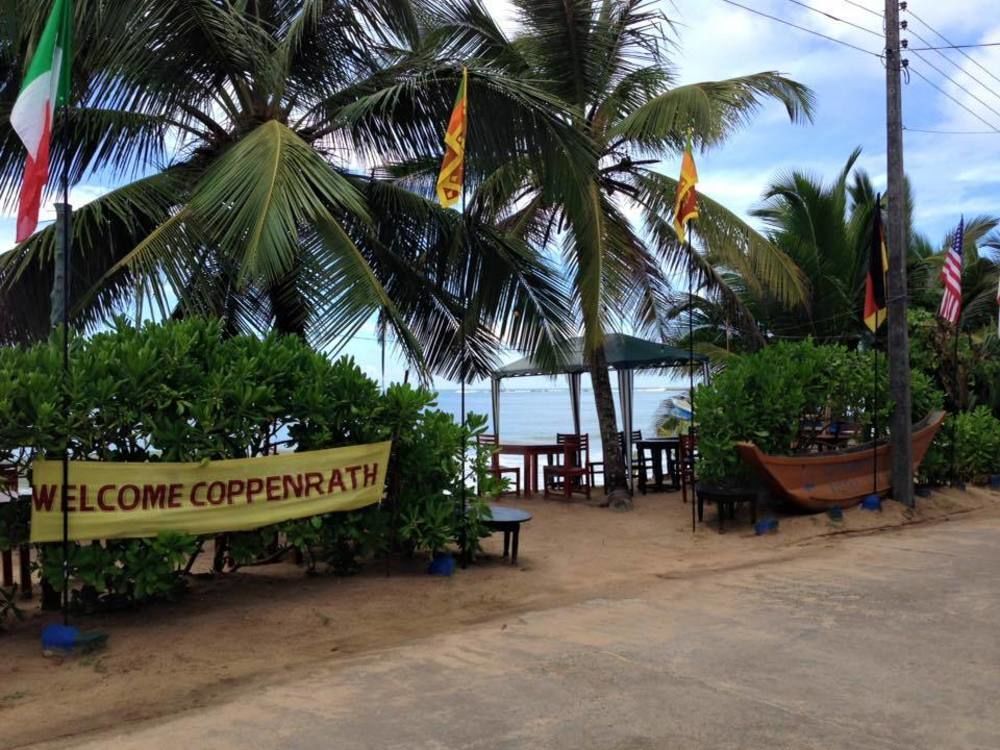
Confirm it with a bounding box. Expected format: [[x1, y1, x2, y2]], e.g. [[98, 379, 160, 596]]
[[0, 0, 594, 376], [416, 0, 814, 504], [685, 150, 958, 350]]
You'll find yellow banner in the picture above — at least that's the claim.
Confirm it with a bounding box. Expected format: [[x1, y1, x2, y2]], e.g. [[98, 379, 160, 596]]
[[30, 441, 392, 543]]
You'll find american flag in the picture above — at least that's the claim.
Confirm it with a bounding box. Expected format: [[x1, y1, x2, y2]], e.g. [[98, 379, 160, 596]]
[[939, 217, 964, 326]]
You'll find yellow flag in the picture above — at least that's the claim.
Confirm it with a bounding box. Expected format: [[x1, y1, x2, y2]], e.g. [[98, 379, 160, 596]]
[[436, 67, 468, 209], [673, 145, 699, 243]]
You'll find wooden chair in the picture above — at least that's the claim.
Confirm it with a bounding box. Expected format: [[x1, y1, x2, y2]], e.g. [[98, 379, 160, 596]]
[[477, 434, 520, 496], [555, 432, 589, 466], [587, 431, 620, 489], [587, 431, 651, 492], [678, 432, 698, 505], [630, 430, 652, 485], [544, 436, 591, 500]]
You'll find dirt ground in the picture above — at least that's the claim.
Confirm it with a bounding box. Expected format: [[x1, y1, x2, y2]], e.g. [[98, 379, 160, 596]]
[[2, 485, 997, 749]]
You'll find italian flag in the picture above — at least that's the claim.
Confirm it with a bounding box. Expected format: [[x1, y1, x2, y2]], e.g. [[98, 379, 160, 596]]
[[10, 0, 73, 243]]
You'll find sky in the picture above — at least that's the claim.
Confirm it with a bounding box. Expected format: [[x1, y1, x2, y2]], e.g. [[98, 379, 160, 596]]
[[2, 0, 998, 391]]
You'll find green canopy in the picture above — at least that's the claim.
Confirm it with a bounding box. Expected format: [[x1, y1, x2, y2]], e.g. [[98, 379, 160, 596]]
[[490, 335, 709, 492], [493, 334, 707, 378]]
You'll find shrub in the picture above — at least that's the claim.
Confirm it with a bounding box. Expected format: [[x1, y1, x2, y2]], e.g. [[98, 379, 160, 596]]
[[0, 319, 495, 609], [695, 339, 944, 484], [920, 407, 1000, 485]]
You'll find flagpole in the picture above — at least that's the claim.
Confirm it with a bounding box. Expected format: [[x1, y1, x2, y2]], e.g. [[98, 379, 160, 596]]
[[459, 71, 469, 571], [56, 103, 72, 625], [951, 319, 960, 486], [688, 241, 696, 534], [872, 335, 878, 497]]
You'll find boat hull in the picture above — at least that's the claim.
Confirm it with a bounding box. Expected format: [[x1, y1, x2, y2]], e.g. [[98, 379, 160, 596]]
[[735, 412, 947, 511]]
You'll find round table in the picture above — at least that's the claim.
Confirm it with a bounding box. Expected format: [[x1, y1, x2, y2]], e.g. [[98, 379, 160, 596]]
[[486, 505, 532, 564]]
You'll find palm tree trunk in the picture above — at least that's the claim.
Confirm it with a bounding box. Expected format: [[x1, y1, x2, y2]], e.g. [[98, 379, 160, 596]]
[[589, 345, 631, 509]]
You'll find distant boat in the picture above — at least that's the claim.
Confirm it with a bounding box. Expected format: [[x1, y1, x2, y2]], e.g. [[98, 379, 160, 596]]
[[735, 411, 947, 511], [660, 396, 692, 422]]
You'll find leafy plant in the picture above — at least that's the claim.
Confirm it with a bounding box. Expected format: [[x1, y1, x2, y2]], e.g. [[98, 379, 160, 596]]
[[0, 585, 23, 627], [37, 532, 197, 608], [695, 339, 944, 484], [0, 319, 487, 602], [921, 407, 1000, 485]]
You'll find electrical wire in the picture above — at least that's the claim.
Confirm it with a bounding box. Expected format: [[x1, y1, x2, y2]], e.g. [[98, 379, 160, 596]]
[[904, 125, 1000, 135], [908, 41, 1000, 51], [906, 49, 1000, 125], [779, 0, 883, 38], [715, 1, 1000, 133], [906, 6, 1000, 89], [839, 0, 883, 19], [717, 0, 882, 57], [906, 27, 1000, 106], [907, 65, 1000, 133]]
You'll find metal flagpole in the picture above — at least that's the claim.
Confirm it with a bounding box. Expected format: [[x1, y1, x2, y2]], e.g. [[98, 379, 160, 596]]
[[459, 194, 468, 569], [951, 319, 960, 485], [55, 107, 73, 625], [688, 242, 696, 534], [872, 338, 878, 496], [459, 73, 469, 570]]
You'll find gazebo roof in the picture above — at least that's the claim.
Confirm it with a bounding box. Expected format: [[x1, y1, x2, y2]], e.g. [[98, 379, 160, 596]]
[[492, 334, 707, 379]]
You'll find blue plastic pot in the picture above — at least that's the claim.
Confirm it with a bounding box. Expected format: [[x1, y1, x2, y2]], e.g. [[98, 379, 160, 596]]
[[990, 475, 1000, 490], [754, 518, 779, 536], [427, 552, 455, 577], [860, 494, 882, 511]]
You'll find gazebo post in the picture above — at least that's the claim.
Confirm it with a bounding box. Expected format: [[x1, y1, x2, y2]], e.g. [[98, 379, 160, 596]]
[[491, 376, 502, 439], [567, 373, 582, 436], [616, 369, 634, 493]]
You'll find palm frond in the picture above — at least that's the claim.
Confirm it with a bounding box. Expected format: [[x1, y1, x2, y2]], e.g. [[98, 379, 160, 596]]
[[611, 72, 815, 152]]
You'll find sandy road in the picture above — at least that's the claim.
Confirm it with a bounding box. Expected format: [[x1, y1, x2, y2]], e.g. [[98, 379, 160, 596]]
[[29, 514, 1000, 750]]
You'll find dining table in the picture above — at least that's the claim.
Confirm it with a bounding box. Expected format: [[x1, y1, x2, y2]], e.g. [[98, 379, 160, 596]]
[[495, 442, 563, 495], [635, 437, 681, 494]]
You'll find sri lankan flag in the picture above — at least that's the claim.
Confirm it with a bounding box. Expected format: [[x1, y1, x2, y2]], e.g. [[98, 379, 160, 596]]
[[436, 67, 468, 209], [864, 195, 889, 332], [673, 143, 699, 242]]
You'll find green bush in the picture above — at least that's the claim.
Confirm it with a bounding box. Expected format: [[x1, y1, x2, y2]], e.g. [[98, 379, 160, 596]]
[[695, 339, 944, 484], [920, 407, 1000, 485], [0, 319, 495, 610]]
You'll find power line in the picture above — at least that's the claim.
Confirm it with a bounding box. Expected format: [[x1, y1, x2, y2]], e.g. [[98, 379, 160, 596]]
[[906, 49, 1000, 125], [906, 6, 1000, 89], [839, 0, 883, 19], [718, 0, 882, 57], [908, 41, 1000, 51], [905, 27, 1000, 106], [907, 64, 1000, 133], [904, 125, 1000, 135], [779, 0, 883, 38]]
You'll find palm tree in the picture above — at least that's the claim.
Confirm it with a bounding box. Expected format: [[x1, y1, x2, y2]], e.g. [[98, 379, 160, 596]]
[[0, 0, 592, 377], [419, 0, 814, 505], [697, 150, 964, 349]]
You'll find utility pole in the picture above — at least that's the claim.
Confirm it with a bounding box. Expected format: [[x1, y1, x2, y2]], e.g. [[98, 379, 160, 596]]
[[884, 0, 914, 507]]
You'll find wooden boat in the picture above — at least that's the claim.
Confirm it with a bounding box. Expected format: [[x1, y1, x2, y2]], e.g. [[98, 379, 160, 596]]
[[735, 411, 947, 511]]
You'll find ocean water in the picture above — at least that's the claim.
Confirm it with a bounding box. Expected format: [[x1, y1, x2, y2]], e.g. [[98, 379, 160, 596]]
[[434, 387, 687, 472]]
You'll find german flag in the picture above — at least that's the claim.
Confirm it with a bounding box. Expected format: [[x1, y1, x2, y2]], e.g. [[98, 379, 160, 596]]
[[436, 67, 468, 210], [864, 195, 889, 332], [673, 142, 699, 243]]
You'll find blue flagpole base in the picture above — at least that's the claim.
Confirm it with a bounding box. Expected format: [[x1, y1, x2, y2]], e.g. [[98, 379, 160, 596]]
[[861, 494, 882, 511]]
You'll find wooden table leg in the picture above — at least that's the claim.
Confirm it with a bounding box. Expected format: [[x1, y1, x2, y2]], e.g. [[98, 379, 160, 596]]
[[651, 448, 664, 490], [511, 528, 520, 564], [18, 545, 32, 599], [502, 530, 510, 558], [2, 549, 12, 587]]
